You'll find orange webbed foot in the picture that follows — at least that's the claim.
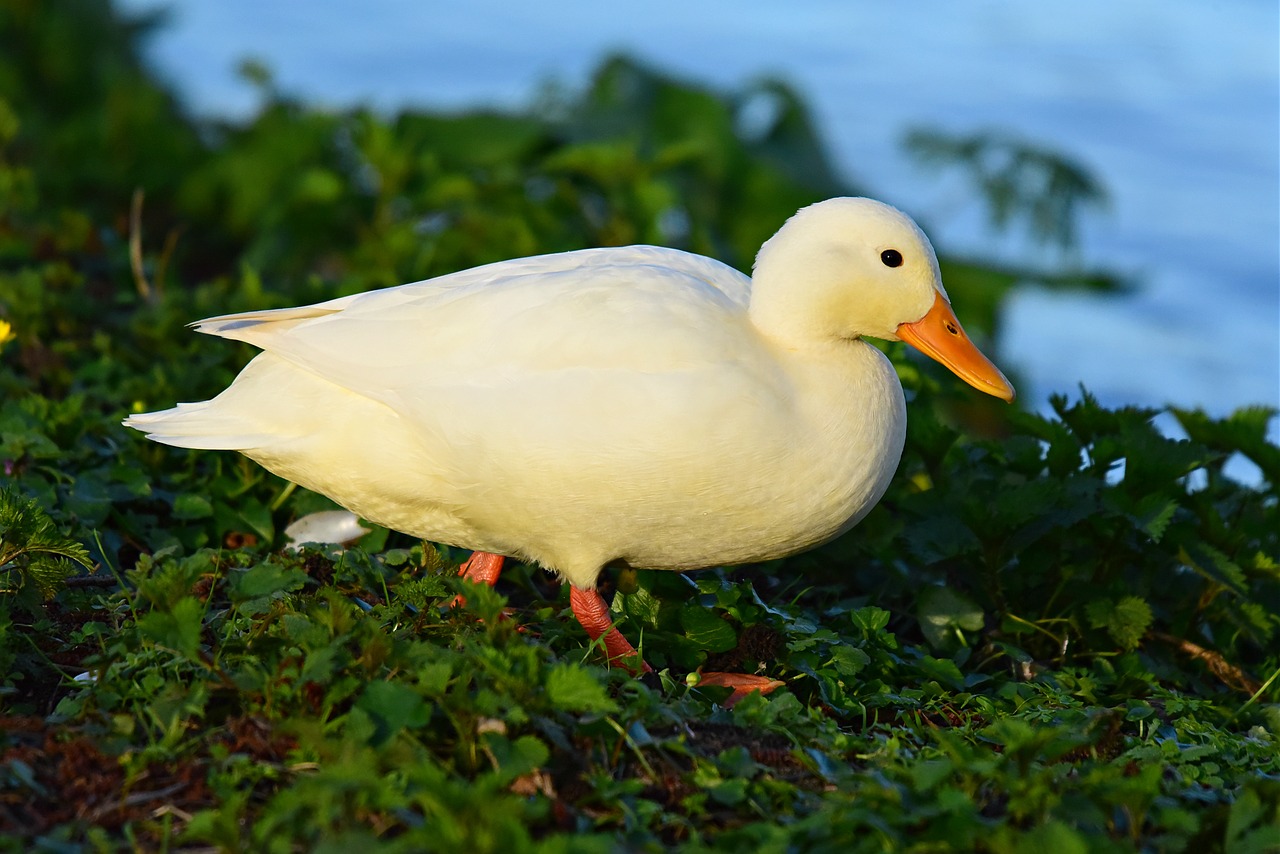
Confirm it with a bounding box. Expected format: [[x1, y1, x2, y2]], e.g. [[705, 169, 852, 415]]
[[447, 551, 506, 609], [696, 672, 786, 707]]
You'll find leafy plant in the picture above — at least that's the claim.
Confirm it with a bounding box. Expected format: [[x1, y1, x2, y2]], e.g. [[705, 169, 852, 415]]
[[904, 127, 1109, 252], [0, 485, 94, 604], [0, 2, 1276, 850]]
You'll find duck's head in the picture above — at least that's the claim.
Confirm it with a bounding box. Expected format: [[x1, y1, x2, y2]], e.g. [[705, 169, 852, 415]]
[[750, 197, 1015, 402]]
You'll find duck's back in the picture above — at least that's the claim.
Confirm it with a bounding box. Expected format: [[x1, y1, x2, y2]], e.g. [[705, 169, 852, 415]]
[[199, 246, 752, 375]]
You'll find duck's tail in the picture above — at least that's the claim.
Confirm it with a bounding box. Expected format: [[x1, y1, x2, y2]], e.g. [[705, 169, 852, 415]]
[[123, 402, 274, 451]]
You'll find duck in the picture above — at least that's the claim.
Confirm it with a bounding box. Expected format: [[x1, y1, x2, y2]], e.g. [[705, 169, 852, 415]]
[[125, 197, 1014, 701]]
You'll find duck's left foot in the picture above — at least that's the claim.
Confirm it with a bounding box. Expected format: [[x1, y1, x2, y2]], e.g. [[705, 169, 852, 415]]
[[568, 585, 654, 675], [696, 672, 787, 708], [448, 551, 506, 608]]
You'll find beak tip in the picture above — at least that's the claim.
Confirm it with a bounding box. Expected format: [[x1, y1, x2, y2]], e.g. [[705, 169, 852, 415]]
[[898, 294, 1018, 405], [979, 379, 1016, 404]]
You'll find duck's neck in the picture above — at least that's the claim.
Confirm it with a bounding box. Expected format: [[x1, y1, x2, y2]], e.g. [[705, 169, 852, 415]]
[[764, 336, 908, 542]]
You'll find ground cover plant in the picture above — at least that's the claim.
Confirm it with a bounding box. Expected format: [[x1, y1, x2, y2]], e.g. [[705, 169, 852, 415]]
[[2, 3, 1278, 851]]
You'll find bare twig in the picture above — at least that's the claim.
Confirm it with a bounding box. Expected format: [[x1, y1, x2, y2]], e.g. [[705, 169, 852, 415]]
[[82, 780, 188, 823], [64, 575, 116, 588], [128, 188, 152, 303], [154, 224, 184, 298], [1151, 631, 1261, 695]]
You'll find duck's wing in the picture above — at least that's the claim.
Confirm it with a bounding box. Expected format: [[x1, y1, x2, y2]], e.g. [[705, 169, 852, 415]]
[[190, 246, 758, 405]]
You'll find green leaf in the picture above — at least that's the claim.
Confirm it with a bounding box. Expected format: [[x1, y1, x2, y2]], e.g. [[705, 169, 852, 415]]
[[172, 492, 214, 520], [1085, 596, 1153, 650], [906, 514, 982, 563], [918, 586, 985, 650], [909, 759, 954, 793], [992, 478, 1065, 530], [138, 596, 205, 659], [680, 605, 739, 653], [0, 485, 94, 575], [1178, 541, 1248, 594], [917, 656, 966, 691], [227, 563, 308, 602], [1129, 493, 1178, 542], [231, 499, 275, 543], [1011, 820, 1089, 854], [482, 734, 550, 784], [356, 681, 430, 744], [1174, 405, 1280, 485], [614, 583, 662, 629], [1109, 597, 1153, 650], [828, 645, 870, 677], [417, 661, 454, 697], [1120, 417, 1215, 491], [1225, 786, 1280, 854], [851, 606, 891, 633], [545, 664, 617, 714], [23, 556, 80, 599]]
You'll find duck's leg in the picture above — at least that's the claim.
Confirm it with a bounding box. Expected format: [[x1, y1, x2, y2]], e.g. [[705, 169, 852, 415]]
[[569, 584, 784, 706], [449, 551, 505, 607], [568, 586, 654, 674]]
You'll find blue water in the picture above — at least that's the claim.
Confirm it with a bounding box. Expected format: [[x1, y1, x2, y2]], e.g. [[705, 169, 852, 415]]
[[121, 0, 1279, 439]]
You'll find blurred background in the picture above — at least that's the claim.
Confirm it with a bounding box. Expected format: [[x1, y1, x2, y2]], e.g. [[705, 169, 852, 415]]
[[112, 0, 1278, 433], [6, 1, 1275, 451]]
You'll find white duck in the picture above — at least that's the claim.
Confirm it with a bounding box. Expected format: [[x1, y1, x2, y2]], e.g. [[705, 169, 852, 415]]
[[126, 197, 1013, 698]]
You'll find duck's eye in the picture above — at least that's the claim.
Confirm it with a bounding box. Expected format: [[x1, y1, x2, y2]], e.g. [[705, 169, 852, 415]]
[[880, 249, 903, 268]]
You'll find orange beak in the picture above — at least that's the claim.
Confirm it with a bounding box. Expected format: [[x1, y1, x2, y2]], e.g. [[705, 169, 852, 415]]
[[896, 292, 1016, 402]]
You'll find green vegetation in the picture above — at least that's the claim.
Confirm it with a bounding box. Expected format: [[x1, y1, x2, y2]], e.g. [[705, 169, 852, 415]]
[[2, 2, 1277, 850]]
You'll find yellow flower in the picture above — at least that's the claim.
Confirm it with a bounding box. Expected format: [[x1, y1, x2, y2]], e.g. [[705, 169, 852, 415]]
[[0, 318, 13, 347]]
